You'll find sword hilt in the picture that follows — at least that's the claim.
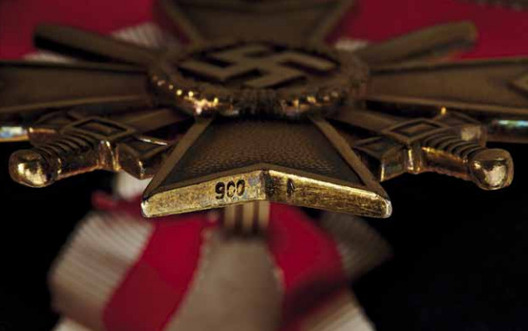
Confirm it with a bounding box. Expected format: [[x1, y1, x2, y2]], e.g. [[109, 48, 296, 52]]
[[421, 132, 513, 190], [9, 133, 102, 187]]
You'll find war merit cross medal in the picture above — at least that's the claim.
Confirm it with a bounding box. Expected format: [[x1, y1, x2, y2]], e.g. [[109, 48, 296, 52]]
[[1, 0, 527, 232]]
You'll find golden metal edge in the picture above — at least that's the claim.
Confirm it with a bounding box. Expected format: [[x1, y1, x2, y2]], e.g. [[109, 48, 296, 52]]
[[145, 162, 380, 194], [141, 167, 392, 219]]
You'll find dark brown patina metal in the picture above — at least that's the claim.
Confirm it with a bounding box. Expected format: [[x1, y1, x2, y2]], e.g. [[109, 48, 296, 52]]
[[0, 0, 527, 219], [157, 0, 356, 43]]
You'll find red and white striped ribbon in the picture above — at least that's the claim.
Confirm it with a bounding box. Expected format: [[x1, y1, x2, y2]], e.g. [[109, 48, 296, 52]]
[[49, 174, 391, 331]]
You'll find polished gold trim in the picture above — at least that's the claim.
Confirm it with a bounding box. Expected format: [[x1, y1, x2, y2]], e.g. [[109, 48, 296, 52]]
[[143, 116, 391, 218], [142, 166, 392, 218]]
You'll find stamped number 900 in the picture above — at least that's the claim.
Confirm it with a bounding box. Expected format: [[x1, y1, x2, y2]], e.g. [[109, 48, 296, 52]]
[[215, 180, 245, 199]]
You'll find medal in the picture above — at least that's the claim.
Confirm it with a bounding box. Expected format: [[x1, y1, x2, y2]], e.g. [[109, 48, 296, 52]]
[[1, 0, 527, 228]]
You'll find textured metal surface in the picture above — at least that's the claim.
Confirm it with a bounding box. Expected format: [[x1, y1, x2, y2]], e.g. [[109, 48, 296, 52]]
[[0, 4, 526, 218], [142, 117, 390, 218], [165, 118, 362, 184]]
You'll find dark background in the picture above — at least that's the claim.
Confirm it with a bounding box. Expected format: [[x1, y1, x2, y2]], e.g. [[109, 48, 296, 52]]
[[0, 141, 527, 330], [358, 142, 528, 331], [0, 142, 112, 331]]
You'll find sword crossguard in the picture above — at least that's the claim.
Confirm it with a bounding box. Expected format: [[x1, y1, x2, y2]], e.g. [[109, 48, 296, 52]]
[[9, 130, 111, 187], [9, 112, 179, 188], [350, 115, 514, 190], [10, 117, 135, 187]]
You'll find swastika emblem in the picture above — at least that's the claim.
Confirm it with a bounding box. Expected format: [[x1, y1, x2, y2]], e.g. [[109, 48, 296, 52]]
[[178, 44, 337, 89], [155, 40, 367, 117]]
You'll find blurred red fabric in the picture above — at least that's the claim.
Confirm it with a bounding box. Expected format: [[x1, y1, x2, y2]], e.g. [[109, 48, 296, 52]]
[[2, 0, 528, 59]]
